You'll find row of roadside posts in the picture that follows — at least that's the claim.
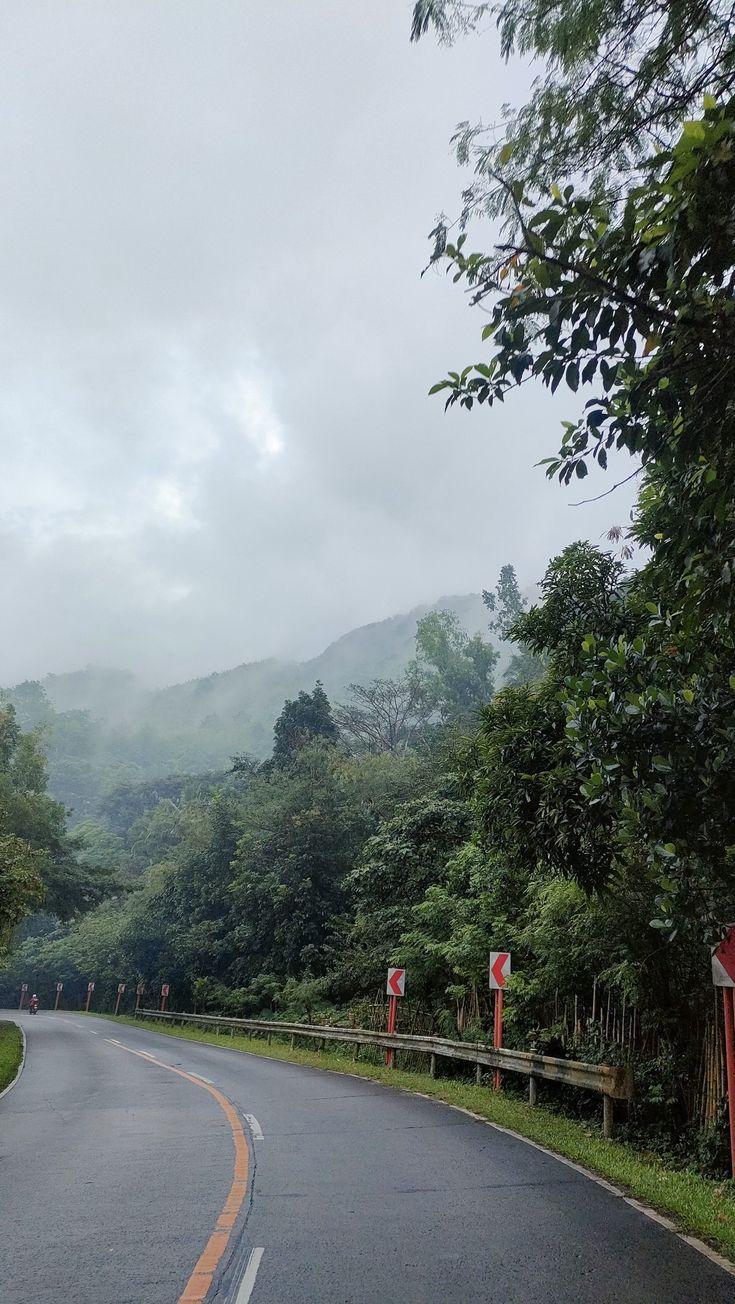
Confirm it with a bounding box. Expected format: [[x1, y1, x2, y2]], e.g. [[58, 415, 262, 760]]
[[17, 928, 735, 1175], [18, 980, 171, 1014], [383, 950, 512, 1088]]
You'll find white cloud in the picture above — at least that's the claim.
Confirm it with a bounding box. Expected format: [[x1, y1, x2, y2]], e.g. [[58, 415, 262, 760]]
[[0, 1, 639, 685]]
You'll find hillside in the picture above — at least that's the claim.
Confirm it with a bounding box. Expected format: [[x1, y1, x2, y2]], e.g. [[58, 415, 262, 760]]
[[3, 593, 494, 819]]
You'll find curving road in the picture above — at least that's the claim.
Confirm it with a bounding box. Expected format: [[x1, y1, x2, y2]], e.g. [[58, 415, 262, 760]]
[[1, 1009, 733, 1303]]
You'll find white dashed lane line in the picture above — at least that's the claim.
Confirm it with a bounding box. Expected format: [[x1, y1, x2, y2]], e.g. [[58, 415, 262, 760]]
[[234, 1247, 264, 1303]]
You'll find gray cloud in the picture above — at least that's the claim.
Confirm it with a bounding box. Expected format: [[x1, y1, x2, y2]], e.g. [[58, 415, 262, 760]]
[[0, 2, 638, 684]]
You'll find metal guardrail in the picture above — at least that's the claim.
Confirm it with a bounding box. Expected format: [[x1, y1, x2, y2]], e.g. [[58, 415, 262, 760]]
[[136, 1008, 633, 1136]]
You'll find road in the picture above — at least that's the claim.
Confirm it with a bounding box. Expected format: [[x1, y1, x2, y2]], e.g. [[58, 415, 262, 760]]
[[1, 1010, 733, 1303]]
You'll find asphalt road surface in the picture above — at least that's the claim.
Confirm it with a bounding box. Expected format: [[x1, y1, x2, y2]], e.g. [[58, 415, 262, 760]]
[[1, 1009, 733, 1303]]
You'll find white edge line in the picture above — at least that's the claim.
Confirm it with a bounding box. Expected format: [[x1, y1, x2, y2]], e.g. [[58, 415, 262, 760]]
[[105, 1038, 123, 1046], [234, 1247, 264, 1304], [104, 1021, 735, 1279], [405, 1092, 735, 1280], [229, 1049, 735, 1280], [190, 1071, 214, 1084], [244, 1113, 264, 1140], [0, 1021, 26, 1102]]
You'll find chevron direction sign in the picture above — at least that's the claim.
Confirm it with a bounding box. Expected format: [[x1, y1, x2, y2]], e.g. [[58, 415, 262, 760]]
[[489, 952, 511, 990], [712, 927, 735, 987], [386, 967, 406, 997]]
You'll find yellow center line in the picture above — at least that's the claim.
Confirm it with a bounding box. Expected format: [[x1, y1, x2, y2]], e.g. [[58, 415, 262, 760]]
[[111, 1042, 250, 1304]]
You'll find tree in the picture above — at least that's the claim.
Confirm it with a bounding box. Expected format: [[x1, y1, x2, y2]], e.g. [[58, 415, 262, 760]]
[[334, 671, 433, 755], [484, 564, 545, 686], [0, 705, 109, 952], [410, 0, 735, 219], [471, 545, 628, 891], [424, 102, 735, 932], [271, 681, 340, 768], [343, 794, 471, 992], [414, 610, 498, 725], [0, 834, 44, 954], [230, 743, 356, 979]]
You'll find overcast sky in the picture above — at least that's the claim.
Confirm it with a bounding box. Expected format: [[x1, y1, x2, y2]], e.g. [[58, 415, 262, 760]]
[[0, 2, 638, 686]]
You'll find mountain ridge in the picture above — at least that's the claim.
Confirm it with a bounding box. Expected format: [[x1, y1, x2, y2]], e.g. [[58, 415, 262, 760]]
[[3, 592, 500, 819]]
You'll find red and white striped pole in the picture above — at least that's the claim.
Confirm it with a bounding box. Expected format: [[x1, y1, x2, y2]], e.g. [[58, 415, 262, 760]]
[[114, 982, 125, 1017], [54, 981, 63, 1012], [385, 994, 397, 1068], [723, 988, 735, 1179], [85, 981, 95, 1013], [493, 990, 504, 1091]]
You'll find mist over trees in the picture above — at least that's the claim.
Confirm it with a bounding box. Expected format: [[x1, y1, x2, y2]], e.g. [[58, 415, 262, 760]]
[[3, 0, 735, 1179]]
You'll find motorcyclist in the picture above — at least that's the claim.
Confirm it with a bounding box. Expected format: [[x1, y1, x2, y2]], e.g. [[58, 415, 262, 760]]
[[29, 993, 39, 1013]]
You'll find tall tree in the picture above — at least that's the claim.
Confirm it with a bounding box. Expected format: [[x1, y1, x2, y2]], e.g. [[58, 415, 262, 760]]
[[271, 681, 340, 768], [484, 564, 545, 686], [414, 610, 498, 725], [0, 705, 107, 952], [423, 99, 735, 932], [335, 672, 432, 755]]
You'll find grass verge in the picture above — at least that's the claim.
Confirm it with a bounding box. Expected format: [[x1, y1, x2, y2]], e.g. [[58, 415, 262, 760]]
[[0, 1019, 23, 1093], [104, 1012, 735, 1262]]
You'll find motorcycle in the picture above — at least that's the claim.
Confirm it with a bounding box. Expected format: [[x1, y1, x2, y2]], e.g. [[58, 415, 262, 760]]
[[28, 1001, 39, 1015]]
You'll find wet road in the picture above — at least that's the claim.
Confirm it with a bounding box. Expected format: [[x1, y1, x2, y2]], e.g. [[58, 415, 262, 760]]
[[1, 1009, 733, 1303]]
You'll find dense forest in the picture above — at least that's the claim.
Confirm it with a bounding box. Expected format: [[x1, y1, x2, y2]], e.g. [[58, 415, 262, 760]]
[[3, 0, 735, 1179]]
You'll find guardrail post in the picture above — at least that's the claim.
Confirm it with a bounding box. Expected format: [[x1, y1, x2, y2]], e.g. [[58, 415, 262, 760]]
[[475, 1062, 482, 1085], [430, 1053, 437, 1078], [603, 1095, 614, 1138], [267, 1031, 272, 1045], [353, 1043, 360, 1061], [528, 1076, 538, 1106], [290, 1034, 295, 1049]]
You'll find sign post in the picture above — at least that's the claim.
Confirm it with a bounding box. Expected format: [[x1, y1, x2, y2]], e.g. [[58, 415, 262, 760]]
[[712, 926, 735, 1177], [54, 981, 63, 1012], [135, 982, 144, 1012], [18, 983, 28, 1010], [160, 983, 170, 1013], [489, 952, 511, 1090], [385, 968, 405, 1068], [85, 981, 95, 1014], [114, 982, 126, 1017]]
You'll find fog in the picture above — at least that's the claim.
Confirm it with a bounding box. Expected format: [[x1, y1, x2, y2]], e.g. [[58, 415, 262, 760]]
[[0, 1, 638, 686]]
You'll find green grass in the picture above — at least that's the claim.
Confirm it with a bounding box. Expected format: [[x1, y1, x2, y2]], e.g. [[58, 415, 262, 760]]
[[105, 1012, 735, 1263], [0, 1019, 23, 1093]]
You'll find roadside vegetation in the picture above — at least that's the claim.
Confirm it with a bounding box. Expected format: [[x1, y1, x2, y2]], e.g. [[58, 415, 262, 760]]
[[0, 1020, 23, 1093], [3, 0, 735, 1189]]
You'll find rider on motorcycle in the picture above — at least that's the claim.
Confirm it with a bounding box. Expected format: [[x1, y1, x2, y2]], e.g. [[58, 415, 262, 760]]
[[29, 993, 39, 1013]]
